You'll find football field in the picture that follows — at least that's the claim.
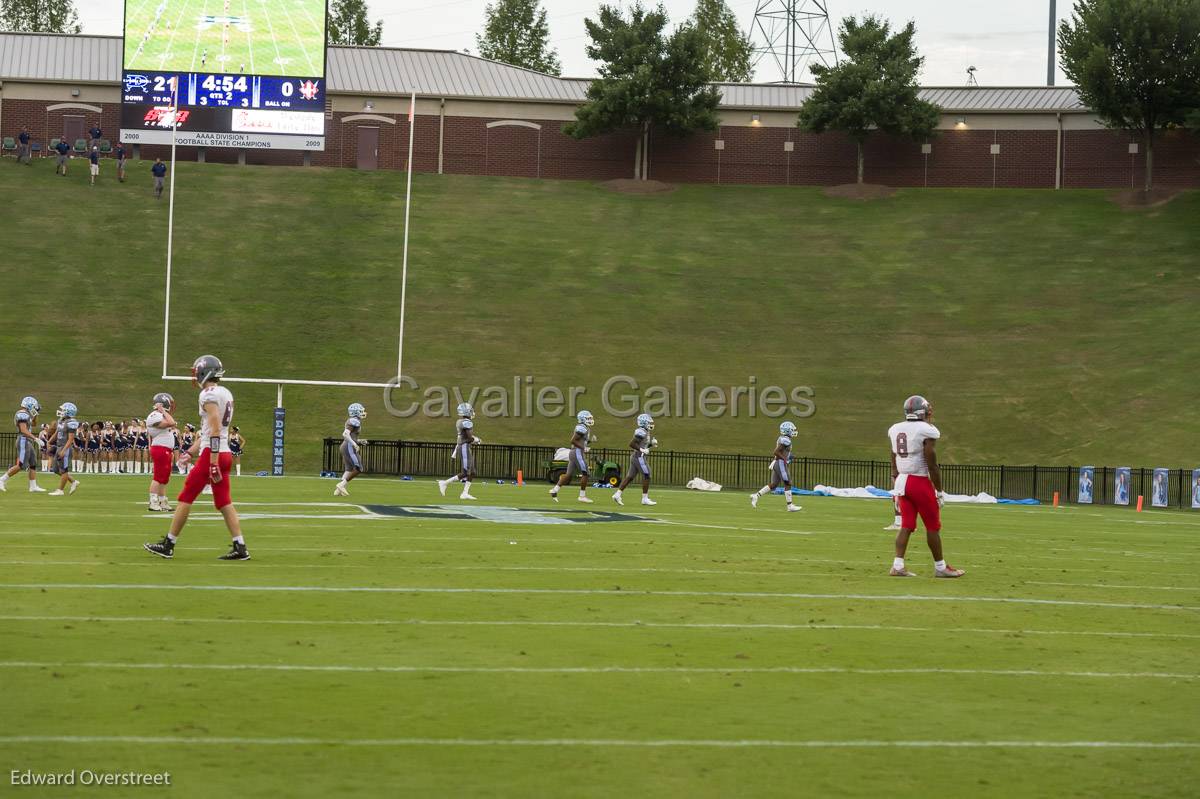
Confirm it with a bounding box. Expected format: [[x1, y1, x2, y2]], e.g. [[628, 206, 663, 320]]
[[0, 477, 1197, 797], [123, 0, 326, 76]]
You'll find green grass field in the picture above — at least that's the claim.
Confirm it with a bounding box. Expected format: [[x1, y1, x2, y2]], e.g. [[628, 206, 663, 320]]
[[124, 0, 326, 76], [0, 476, 1197, 797], [2, 159, 1198, 474]]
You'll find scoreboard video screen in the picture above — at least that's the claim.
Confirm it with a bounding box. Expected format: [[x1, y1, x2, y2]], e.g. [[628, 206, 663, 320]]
[[119, 0, 328, 151]]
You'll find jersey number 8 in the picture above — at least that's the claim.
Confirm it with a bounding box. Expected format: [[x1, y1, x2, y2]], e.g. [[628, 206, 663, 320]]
[[895, 432, 909, 457]]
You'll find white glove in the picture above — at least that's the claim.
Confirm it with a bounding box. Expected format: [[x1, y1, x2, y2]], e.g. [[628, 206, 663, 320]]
[[177, 451, 191, 466], [359, 439, 369, 446], [34, 438, 44, 451], [640, 447, 650, 455], [584, 446, 591, 453], [651, 438, 658, 447], [936, 491, 946, 508], [472, 436, 482, 445]]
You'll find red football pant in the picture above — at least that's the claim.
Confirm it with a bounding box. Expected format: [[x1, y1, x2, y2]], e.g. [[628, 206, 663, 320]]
[[178, 450, 233, 509], [150, 445, 174, 484], [898, 474, 941, 533]]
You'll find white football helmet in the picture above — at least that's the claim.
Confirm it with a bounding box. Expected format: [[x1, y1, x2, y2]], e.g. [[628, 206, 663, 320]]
[[577, 410, 595, 427], [779, 421, 797, 437], [457, 402, 474, 419], [20, 396, 40, 415], [904, 395, 931, 421], [348, 403, 367, 419], [636, 413, 654, 431], [57, 402, 78, 419]]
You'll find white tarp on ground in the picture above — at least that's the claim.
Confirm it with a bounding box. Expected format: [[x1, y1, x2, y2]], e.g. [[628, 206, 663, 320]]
[[813, 485, 998, 504], [686, 477, 723, 492]]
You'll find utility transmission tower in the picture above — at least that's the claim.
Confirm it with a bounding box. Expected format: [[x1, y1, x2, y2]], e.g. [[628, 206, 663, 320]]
[[750, 1, 839, 84]]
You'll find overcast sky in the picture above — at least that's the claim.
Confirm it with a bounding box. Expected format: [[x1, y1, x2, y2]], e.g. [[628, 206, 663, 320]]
[[84, 0, 1072, 85]]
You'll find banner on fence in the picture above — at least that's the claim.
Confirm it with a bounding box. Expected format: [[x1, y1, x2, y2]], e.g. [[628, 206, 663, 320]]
[[272, 408, 286, 476], [1078, 466, 1094, 504], [1192, 469, 1200, 510], [1114, 467, 1131, 506], [1151, 468, 1169, 508]]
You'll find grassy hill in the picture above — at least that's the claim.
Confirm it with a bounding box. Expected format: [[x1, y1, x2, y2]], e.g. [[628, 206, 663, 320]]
[[2, 158, 1197, 473]]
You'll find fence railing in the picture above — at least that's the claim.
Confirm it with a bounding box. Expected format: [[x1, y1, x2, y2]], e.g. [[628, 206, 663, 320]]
[[321, 437, 1200, 509]]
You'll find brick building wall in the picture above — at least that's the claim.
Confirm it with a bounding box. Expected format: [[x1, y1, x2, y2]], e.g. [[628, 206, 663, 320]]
[[5, 95, 1199, 189]]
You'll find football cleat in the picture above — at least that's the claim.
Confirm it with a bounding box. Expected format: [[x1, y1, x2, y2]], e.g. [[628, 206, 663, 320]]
[[884, 522, 901, 531], [549, 489, 559, 503], [456, 402, 474, 419], [437, 479, 448, 497], [641, 497, 657, 506], [889, 567, 917, 577], [459, 492, 477, 500], [636, 413, 654, 431], [29, 484, 46, 493], [218, 541, 251, 561], [348, 403, 367, 419], [333, 483, 349, 497], [935, 565, 965, 578], [143, 536, 175, 559], [48, 489, 64, 496], [904, 395, 931, 421], [577, 495, 594, 504], [612, 490, 624, 506], [577, 410, 594, 427], [786, 504, 802, 512], [750, 493, 759, 508], [68, 480, 79, 495]]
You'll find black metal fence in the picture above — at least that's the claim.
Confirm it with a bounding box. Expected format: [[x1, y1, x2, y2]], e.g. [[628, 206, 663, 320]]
[[321, 437, 1200, 509]]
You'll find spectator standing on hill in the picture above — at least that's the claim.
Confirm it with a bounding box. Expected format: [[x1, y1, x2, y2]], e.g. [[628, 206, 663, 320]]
[[88, 146, 100, 186], [115, 142, 127, 182], [152, 158, 167, 199], [54, 137, 70, 176], [17, 128, 31, 164]]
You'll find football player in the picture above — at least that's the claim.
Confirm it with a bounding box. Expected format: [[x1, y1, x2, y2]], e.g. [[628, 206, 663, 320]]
[[1, 397, 47, 493], [145, 392, 178, 511], [437, 403, 480, 500], [550, 411, 595, 503], [887, 395, 964, 578], [334, 403, 367, 497], [144, 355, 250, 561], [47, 403, 81, 496], [750, 422, 802, 512], [613, 413, 657, 507]]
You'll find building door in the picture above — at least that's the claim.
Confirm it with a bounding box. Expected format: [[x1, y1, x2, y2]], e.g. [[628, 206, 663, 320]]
[[63, 116, 85, 147], [356, 127, 379, 170]]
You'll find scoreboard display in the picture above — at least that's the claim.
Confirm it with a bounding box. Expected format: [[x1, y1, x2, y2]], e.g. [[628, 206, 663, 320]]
[[119, 0, 328, 151]]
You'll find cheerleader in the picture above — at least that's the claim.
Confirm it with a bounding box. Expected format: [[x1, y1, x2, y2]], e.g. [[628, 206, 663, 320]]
[[100, 422, 115, 473], [114, 422, 129, 473], [39, 424, 51, 472], [229, 426, 245, 476], [179, 424, 195, 474], [74, 423, 89, 471], [87, 422, 102, 473]]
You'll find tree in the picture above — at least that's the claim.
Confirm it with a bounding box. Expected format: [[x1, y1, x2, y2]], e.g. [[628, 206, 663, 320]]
[[327, 0, 382, 47], [475, 0, 561, 76], [797, 15, 939, 185], [0, 0, 81, 33], [689, 0, 754, 82], [1059, 0, 1200, 192], [567, 3, 720, 180]]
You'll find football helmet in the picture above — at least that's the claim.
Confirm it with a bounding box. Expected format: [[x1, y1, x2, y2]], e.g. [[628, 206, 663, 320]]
[[456, 402, 474, 419], [153, 392, 175, 412], [20, 396, 40, 415], [191, 354, 225, 387], [348, 403, 367, 419], [577, 410, 595, 427], [57, 402, 78, 419], [779, 421, 798, 437], [636, 413, 655, 431], [903, 395, 931, 421]]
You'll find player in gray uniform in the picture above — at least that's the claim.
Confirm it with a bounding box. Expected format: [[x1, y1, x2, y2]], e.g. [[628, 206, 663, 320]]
[[613, 413, 657, 507], [750, 421, 801, 512], [1, 397, 47, 493], [550, 411, 596, 503], [334, 403, 367, 496], [47, 402, 81, 496], [438, 403, 481, 500]]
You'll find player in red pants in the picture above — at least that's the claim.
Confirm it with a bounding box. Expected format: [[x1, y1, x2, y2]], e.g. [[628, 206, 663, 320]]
[[145, 392, 178, 512], [886, 395, 964, 578], [144, 355, 250, 561]]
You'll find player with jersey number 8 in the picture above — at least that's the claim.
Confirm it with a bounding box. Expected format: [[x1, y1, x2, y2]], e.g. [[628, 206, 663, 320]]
[[144, 355, 250, 561], [886, 395, 964, 578]]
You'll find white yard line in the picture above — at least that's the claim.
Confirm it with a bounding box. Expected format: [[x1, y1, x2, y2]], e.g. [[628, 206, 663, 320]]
[[0, 735, 1195, 749], [278, 0, 316, 74], [1, 615, 1195, 640], [259, 0, 285, 72], [159, 0, 195, 70], [189, 0, 208, 71], [242, 0, 255, 73], [0, 583, 1195, 611], [0, 661, 1194, 679], [1028, 581, 1200, 592]]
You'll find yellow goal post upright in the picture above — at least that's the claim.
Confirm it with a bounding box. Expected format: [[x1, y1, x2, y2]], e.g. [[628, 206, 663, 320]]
[[158, 92, 420, 472]]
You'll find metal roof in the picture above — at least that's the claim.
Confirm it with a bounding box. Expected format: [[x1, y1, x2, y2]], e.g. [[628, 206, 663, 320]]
[[0, 32, 1087, 112]]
